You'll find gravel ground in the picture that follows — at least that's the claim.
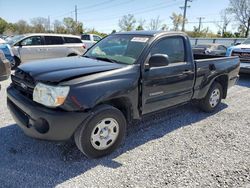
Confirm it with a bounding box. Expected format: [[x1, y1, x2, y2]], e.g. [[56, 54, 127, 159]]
[[0, 75, 250, 188]]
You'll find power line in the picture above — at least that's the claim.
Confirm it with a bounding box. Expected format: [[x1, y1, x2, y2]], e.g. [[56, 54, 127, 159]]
[[180, 0, 192, 31], [80, 0, 182, 23]]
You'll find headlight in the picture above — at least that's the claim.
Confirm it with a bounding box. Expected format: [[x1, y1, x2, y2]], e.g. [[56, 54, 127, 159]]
[[33, 83, 70, 107]]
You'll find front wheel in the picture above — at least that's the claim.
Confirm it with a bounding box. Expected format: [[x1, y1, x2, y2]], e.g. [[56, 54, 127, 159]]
[[198, 82, 223, 112], [74, 105, 127, 158]]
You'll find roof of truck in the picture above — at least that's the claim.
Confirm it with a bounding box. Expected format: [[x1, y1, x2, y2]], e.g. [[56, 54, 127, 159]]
[[115, 30, 186, 37]]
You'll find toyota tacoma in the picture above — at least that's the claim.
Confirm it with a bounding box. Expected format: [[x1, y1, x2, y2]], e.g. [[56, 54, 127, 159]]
[[7, 31, 240, 158]]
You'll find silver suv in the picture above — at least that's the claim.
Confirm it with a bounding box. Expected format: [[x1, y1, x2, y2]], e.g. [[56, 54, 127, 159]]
[[6, 33, 86, 69]]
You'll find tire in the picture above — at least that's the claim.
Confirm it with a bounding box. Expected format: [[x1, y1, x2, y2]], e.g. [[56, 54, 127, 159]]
[[198, 82, 223, 112], [74, 105, 127, 158], [12, 56, 21, 70]]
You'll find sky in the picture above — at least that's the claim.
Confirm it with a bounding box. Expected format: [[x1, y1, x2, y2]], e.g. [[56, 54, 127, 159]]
[[0, 0, 233, 33]]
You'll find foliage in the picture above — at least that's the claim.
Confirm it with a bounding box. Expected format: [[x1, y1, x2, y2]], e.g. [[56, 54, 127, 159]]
[[227, 0, 250, 37], [0, 17, 8, 34], [118, 14, 136, 31], [148, 16, 162, 30], [170, 13, 186, 31]]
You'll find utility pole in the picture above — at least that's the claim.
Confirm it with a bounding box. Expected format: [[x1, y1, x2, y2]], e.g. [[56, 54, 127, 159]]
[[75, 5, 78, 23], [197, 17, 205, 32], [180, 0, 192, 31]]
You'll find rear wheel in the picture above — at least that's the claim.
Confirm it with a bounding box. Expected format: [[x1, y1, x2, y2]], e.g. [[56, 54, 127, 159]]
[[74, 105, 127, 158], [198, 82, 223, 112]]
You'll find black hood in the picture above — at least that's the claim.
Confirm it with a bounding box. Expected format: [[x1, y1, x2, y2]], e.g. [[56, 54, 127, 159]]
[[18, 56, 126, 83]]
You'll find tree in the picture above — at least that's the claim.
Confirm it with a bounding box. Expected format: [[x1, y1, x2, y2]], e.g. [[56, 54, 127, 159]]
[[0, 17, 8, 34], [148, 16, 162, 30], [53, 20, 66, 33], [228, 0, 250, 37], [136, 19, 146, 30], [170, 13, 186, 31], [63, 17, 83, 34], [14, 20, 31, 34], [161, 24, 168, 31], [31, 17, 48, 33], [216, 10, 231, 37], [118, 14, 136, 31]]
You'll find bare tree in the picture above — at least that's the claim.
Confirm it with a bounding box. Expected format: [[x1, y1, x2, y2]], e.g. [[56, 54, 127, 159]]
[[53, 20, 66, 34], [148, 16, 162, 30], [31, 17, 48, 33], [118, 14, 136, 31], [170, 13, 186, 31], [216, 10, 231, 37], [228, 0, 250, 37]]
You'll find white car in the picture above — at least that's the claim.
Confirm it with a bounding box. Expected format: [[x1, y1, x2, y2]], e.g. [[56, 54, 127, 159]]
[[0, 38, 6, 44], [81, 34, 102, 49], [227, 38, 250, 74], [6, 33, 87, 69]]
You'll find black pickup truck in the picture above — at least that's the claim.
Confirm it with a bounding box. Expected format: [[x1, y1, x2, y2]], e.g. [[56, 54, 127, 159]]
[[7, 31, 240, 158]]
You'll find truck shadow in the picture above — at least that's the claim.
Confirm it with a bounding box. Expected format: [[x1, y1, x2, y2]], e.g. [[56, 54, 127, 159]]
[[237, 74, 250, 88], [0, 103, 228, 187]]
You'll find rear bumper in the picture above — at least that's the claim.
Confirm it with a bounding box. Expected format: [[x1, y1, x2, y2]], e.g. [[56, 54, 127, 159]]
[[7, 86, 90, 141]]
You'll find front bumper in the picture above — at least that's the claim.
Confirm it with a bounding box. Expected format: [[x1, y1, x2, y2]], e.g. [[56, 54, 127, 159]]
[[240, 63, 250, 74], [7, 86, 90, 141]]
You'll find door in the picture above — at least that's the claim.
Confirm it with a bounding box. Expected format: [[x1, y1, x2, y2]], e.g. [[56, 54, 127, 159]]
[[44, 36, 67, 59], [18, 36, 44, 62], [142, 36, 195, 114]]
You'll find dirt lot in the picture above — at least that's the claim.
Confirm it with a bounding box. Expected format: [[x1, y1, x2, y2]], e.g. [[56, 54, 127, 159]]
[[0, 75, 249, 188]]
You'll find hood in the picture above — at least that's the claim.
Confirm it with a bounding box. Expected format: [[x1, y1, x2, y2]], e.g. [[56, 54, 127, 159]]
[[18, 56, 126, 83], [233, 44, 250, 49]]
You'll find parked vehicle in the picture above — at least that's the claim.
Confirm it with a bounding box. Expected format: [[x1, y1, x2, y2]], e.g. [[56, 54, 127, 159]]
[[81, 33, 102, 49], [0, 50, 11, 90], [7, 31, 240, 158], [226, 38, 250, 74], [0, 38, 6, 44], [6, 33, 86, 69], [192, 43, 227, 56], [0, 44, 15, 69]]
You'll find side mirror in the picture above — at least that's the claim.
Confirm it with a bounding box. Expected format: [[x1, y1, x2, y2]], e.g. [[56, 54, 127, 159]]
[[148, 54, 170, 68]]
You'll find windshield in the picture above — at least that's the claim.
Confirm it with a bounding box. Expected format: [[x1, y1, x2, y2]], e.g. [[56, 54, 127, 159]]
[[84, 34, 149, 65], [243, 38, 250, 44], [6, 35, 25, 46]]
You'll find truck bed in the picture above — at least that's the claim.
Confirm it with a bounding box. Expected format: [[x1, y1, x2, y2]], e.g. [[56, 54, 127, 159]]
[[192, 54, 240, 99]]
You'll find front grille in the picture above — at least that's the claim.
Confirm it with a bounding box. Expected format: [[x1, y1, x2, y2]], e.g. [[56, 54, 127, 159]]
[[11, 69, 35, 99], [232, 51, 250, 62]]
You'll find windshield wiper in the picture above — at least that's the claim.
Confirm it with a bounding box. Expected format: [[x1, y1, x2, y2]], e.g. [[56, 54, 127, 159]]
[[93, 56, 120, 64]]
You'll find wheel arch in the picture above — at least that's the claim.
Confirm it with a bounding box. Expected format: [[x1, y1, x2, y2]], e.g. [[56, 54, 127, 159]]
[[214, 74, 228, 99]]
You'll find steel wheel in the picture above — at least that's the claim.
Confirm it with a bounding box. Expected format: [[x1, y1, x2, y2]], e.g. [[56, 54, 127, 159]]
[[209, 88, 220, 108], [90, 118, 119, 150]]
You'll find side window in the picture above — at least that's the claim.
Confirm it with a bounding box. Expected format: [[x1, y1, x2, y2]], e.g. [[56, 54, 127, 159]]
[[21, 36, 42, 46], [44, 36, 64, 45], [93, 35, 101, 42], [81, 35, 90, 40], [150, 37, 185, 64], [64, 37, 82, 43], [218, 45, 227, 50]]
